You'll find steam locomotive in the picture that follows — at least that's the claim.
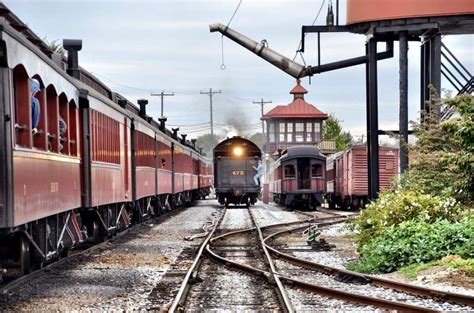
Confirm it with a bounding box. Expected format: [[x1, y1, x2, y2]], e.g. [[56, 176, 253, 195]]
[[0, 4, 212, 277], [214, 137, 261, 207]]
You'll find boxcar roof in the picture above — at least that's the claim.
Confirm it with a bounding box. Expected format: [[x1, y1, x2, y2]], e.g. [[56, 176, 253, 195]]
[[279, 146, 326, 162]]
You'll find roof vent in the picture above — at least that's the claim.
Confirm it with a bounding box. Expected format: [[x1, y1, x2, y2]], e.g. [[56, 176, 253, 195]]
[[181, 134, 187, 144], [158, 117, 167, 132], [118, 99, 127, 109], [63, 39, 82, 80], [172, 128, 179, 139], [137, 99, 148, 118]]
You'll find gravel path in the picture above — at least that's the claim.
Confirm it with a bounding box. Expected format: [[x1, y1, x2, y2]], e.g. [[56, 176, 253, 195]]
[[0, 200, 219, 311]]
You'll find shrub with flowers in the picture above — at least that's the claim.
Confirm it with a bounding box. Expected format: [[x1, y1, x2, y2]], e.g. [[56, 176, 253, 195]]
[[354, 189, 464, 245]]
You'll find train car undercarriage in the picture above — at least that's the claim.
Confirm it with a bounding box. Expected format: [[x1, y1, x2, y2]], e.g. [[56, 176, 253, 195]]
[[272, 191, 324, 211], [0, 188, 210, 279]]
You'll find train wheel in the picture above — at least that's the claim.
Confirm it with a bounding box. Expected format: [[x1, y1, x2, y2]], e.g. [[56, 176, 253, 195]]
[[328, 198, 336, 209], [19, 235, 31, 275], [92, 221, 103, 244]]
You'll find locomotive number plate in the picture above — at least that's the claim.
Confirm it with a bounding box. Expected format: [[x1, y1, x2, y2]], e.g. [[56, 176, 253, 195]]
[[232, 170, 244, 176]]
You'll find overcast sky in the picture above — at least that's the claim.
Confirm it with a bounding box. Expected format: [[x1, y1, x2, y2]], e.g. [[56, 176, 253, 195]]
[[5, 0, 473, 140]]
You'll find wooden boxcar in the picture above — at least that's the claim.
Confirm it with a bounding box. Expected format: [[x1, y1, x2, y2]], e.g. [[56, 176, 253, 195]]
[[326, 145, 399, 209]]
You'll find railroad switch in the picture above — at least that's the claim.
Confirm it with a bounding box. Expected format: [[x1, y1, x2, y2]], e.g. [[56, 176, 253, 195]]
[[303, 224, 335, 251]]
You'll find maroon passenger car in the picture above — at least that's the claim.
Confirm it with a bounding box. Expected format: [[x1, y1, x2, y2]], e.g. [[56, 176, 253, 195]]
[[0, 4, 212, 277], [269, 146, 326, 210]]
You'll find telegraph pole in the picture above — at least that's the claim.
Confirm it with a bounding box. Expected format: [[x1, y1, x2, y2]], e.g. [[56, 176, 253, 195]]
[[151, 90, 174, 117], [253, 98, 272, 134], [200, 88, 221, 150]]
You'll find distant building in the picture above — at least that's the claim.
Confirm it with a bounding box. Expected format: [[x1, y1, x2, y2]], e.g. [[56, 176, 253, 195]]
[[261, 80, 335, 156]]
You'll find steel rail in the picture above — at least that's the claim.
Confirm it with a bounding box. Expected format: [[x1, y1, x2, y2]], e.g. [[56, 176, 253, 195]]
[[207, 228, 435, 312], [247, 207, 294, 313], [209, 215, 347, 244], [264, 223, 474, 307], [168, 208, 227, 313], [279, 275, 436, 312]]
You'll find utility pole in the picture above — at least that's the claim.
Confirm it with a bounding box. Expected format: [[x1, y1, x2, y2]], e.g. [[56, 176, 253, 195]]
[[151, 90, 174, 117], [200, 88, 221, 150], [253, 98, 272, 134]]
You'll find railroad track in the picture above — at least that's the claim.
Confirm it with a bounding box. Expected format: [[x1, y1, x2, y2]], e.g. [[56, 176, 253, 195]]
[[170, 205, 474, 312], [264, 221, 474, 309], [169, 206, 322, 312]]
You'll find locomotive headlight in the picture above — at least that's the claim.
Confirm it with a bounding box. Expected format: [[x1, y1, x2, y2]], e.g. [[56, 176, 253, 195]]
[[233, 146, 244, 157]]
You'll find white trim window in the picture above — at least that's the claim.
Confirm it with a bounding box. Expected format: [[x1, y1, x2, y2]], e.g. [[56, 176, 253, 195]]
[[306, 122, 313, 142], [279, 122, 286, 142], [268, 122, 275, 142], [287, 122, 293, 142], [295, 122, 304, 142]]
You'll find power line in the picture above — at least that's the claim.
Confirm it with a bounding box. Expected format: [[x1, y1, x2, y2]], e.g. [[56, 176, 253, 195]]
[[151, 90, 174, 117], [168, 122, 210, 127], [292, 0, 326, 61]]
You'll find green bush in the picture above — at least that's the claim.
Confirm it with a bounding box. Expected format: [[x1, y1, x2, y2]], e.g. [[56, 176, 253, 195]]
[[353, 189, 464, 245], [347, 217, 474, 274], [348, 93, 474, 274]]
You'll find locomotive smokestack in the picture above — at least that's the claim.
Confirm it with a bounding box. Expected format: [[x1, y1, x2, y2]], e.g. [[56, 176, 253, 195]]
[[209, 23, 309, 79], [158, 117, 167, 132], [181, 134, 187, 144], [137, 99, 148, 118], [172, 128, 179, 139], [63, 39, 82, 80]]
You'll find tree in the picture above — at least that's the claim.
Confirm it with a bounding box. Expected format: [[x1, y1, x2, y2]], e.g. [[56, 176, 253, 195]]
[[194, 133, 223, 157], [322, 114, 352, 151], [403, 91, 474, 204]]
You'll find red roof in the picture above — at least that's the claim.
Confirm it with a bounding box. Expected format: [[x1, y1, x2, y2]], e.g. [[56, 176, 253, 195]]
[[261, 80, 328, 120], [289, 79, 308, 94]]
